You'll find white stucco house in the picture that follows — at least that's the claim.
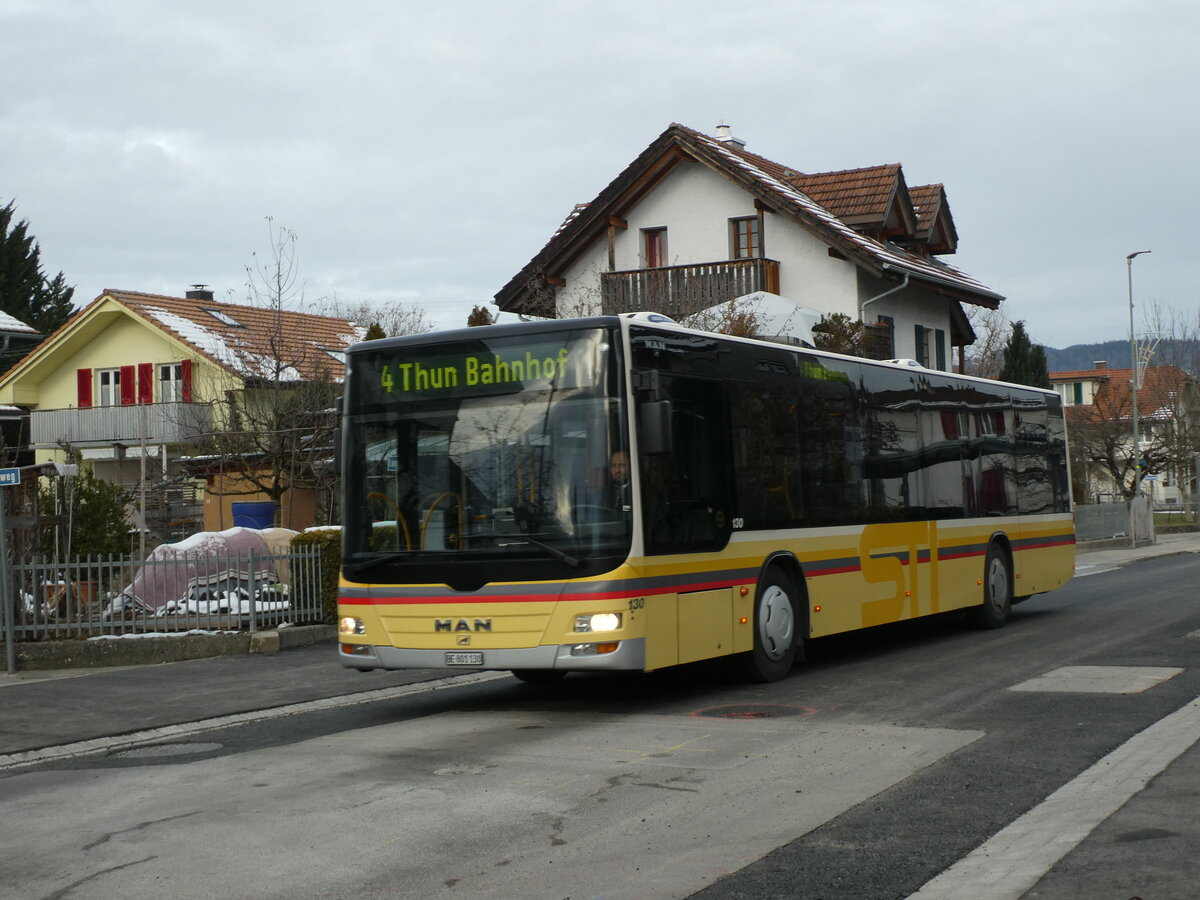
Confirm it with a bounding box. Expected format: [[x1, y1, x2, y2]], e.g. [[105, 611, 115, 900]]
[[495, 123, 1004, 371]]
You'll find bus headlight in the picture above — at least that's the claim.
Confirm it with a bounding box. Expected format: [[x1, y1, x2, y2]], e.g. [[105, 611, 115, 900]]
[[339, 617, 365, 635], [574, 612, 622, 633]]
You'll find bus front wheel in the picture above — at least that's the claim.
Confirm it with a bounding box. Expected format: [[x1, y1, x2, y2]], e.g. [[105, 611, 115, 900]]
[[968, 544, 1012, 629], [739, 568, 800, 682]]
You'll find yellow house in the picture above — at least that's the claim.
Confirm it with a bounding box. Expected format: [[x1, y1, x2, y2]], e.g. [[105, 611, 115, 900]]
[[0, 286, 363, 537]]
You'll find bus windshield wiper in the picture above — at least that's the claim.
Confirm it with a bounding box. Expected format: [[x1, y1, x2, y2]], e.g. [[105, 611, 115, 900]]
[[498, 535, 583, 568], [346, 553, 408, 579]]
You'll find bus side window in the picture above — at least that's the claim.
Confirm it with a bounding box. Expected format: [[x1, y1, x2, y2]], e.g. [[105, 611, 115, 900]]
[[639, 375, 732, 555]]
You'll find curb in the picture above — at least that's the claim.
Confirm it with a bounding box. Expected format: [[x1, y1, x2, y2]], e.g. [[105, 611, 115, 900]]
[[12, 624, 337, 671]]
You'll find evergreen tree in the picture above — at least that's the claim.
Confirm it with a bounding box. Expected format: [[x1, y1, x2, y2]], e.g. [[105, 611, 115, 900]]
[[467, 304, 496, 327], [41, 456, 131, 558], [363, 322, 386, 341], [0, 200, 75, 335], [998, 320, 1051, 387]]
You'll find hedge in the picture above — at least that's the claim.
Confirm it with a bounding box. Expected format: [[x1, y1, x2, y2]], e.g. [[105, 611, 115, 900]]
[[290, 528, 341, 624]]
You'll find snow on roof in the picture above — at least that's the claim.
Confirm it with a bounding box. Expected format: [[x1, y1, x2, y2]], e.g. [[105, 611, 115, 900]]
[[109, 290, 356, 382], [142, 305, 307, 380], [687, 128, 1001, 302], [142, 306, 250, 372], [0, 309, 38, 333]]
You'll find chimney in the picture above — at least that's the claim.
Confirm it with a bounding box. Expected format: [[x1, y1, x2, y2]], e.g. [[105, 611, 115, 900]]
[[1093, 360, 1107, 370], [713, 122, 746, 151], [186, 283, 215, 301]]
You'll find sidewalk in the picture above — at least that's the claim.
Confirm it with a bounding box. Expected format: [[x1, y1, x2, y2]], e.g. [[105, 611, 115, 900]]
[[1075, 528, 1200, 567]]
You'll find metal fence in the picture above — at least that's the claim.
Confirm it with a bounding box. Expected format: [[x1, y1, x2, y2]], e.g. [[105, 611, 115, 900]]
[[1074, 498, 1155, 544], [2, 545, 324, 643]]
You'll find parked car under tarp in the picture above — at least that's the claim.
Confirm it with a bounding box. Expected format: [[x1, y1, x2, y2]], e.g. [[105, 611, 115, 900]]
[[106, 526, 298, 617]]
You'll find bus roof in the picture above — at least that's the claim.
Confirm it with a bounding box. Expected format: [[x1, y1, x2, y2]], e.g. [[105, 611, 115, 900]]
[[346, 313, 1058, 398]]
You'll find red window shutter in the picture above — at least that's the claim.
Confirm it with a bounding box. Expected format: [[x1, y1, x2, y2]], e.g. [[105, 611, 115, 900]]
[[119, 365, 136, 405], [181, 359, 193, 402], [940, 410, 958, 439], [77, 368, 93, 408], [137, 363, 154, 404]]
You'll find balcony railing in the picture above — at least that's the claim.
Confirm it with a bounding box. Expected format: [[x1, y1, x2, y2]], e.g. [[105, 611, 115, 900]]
[[600, 258, 780, 319], [31, 402, 213, 448]]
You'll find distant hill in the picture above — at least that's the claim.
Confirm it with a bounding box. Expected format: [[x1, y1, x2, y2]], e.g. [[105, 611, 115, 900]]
[[1044, 341, 1131, 372], [1044, 339, 1200, 374]]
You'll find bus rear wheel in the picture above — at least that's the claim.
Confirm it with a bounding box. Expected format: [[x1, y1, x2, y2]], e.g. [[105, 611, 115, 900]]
[[968, 544, 1012, 629], [739, 567, 800, 682]]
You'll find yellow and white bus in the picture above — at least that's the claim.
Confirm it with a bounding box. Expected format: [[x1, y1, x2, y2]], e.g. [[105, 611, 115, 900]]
[[337, 313, 1074, 682]]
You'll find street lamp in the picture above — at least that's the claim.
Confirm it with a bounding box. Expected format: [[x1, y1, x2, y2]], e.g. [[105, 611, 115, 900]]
[[1127, 249, 1151, 546]]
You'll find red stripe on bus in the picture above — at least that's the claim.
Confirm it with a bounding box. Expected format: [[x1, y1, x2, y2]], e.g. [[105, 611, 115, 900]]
[[341, 576, 758, 606]]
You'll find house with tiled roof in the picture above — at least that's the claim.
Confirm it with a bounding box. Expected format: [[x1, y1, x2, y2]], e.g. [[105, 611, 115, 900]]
[[1051, 362, 1200, 505], [0, 286, 362, 537], [0, 310, 42, 468], [495, 123, 1001, 370], [0, 309, 42, 373]]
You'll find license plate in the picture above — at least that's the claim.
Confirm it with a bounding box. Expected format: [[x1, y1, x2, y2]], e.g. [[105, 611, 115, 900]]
[[445, 651, 484, 666]]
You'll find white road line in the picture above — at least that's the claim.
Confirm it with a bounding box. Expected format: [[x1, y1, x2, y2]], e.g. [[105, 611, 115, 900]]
[[908, 694, 1200, 900], [0, 671, 509, 771], [1072, 564, 1117, 578]]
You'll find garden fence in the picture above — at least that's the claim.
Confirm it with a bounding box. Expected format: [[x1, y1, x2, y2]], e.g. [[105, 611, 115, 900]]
[[1, 545, 324, 644]]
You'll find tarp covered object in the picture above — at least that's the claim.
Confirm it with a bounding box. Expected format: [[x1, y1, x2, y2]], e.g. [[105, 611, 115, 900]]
[[124, 526, 298, 612]]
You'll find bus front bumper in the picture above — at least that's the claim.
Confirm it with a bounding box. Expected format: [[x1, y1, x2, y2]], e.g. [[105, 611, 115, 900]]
[[339, 637, 646, 673]]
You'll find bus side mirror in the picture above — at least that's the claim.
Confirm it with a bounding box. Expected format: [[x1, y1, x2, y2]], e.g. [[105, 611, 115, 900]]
[[639, 400, 673, 455]]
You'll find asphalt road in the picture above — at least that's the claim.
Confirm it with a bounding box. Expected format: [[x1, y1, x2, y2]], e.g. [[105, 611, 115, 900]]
[[2, 552, 1198, 899]]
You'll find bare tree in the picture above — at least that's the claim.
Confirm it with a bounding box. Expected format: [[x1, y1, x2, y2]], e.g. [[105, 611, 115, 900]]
[[1066, 366, 1197, 501], [195, 219, 347, 527], [812, 313, 891, 359], [679, 296, 768, 338], [320, 295, 434, 338], [964, 306, 1010, 379]]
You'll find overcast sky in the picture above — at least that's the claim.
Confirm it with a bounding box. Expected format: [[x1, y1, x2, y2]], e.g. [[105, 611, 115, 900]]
[[3, 0, 1196, 349]]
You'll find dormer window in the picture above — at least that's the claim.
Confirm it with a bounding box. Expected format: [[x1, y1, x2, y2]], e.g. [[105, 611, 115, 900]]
[[203, 307, 243, 327]]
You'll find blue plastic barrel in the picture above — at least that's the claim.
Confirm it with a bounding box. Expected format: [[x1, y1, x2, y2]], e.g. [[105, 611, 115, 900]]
[[231, 501, 276, 529]]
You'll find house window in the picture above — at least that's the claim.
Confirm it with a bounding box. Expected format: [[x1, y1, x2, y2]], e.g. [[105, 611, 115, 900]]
[[1073, 383, 1084, 405], [160, 363, 184, 402], [913, 325, 946, 370], [878, 315, 895, 358], [642, 227, 667, 268], [730, 216, 760, 259], [97, 368, 121, 407]]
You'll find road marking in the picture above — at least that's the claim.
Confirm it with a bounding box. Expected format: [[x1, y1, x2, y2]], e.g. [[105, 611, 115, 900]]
[[1008, 665, 1184, 694], [0, 670, 509, 771], [1072, 563, 1117, 578], [908, 694, 1200, 900]]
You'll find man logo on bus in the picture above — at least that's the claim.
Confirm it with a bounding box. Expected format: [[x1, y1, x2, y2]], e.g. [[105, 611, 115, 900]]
[[435, 618, 493, 632]]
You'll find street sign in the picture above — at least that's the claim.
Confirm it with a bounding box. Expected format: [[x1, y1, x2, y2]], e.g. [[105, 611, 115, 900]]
[[0, 467, 20, 486]]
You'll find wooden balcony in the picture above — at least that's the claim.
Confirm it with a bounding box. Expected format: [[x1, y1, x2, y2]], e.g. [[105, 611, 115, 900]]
[[600, 258, 780, 319], [31, 402, 213, 449]]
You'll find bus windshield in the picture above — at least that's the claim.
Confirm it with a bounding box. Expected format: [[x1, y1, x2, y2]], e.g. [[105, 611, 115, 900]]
[[342, 326, 630, 586]]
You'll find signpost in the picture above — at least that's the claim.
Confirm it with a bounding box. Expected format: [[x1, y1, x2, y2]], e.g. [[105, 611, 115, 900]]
[[1, 467, 19, 674]]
